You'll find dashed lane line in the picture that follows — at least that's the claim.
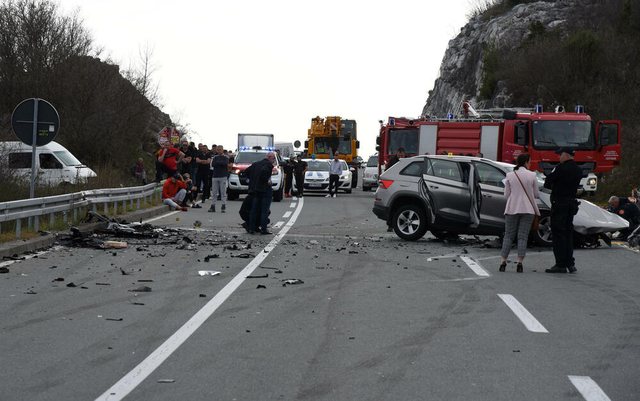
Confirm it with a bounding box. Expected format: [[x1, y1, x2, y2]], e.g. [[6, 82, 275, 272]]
[[273, 221, 284, 229], [460, 256, 490, 277], [498, 294, 549, 333], [290, 202, 297, 208], [283, 211, 292, 219], [142, 211, 179, 224], [568, 376, 612, 401], [94, 198, 305, 401]]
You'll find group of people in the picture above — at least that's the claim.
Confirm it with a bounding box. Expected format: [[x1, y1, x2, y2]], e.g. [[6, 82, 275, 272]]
[[282, 155, 308, 198], [158, 138, 233, 213], [607, 189, 640, 240], [499, 147, 583, 274]]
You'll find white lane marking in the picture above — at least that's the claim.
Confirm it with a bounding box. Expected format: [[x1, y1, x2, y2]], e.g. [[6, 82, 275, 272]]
[[273, 221, 284, 229], [290, 202, 297, 208], [143, 211, 179, 224], [0, 246, 63, 269], [95, 198, 305, 401], [292, 196, 298, 201], [460, 256, 490, 277], [569, 376, 612, 401], [498, 294, 549, 333], [283, 211, 292, 219], [426, 253, 462, 262]]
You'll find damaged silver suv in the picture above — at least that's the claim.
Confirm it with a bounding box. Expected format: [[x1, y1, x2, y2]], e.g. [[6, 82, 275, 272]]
[[372, 155, 551, 243]]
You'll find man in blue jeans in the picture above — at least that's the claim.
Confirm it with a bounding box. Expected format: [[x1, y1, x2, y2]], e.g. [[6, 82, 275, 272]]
[[246, 152, 275, 234]]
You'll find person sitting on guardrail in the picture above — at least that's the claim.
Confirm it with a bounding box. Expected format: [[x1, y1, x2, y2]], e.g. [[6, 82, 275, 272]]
[[162, 173, 189, 211]]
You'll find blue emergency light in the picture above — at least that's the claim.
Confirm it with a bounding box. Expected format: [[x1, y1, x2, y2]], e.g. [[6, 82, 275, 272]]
[[389, 117, 395, 126], [535, 104, 543, 113], [447, 113, 454, 119], [575, 105, 584, 113]]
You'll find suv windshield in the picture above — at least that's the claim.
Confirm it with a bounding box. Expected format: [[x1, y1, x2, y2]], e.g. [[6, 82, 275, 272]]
[[367, 156, 377, 167], [532, 120, 595, 150], [306, 160, 330, 171], [388, 128, 418, 155], [235, 152, 268, 164]]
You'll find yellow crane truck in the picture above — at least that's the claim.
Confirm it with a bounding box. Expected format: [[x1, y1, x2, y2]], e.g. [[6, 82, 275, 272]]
[[304, 116, 360, 188]]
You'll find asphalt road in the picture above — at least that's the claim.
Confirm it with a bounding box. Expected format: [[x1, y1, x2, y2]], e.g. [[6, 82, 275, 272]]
[[1, 182, 639, 401]]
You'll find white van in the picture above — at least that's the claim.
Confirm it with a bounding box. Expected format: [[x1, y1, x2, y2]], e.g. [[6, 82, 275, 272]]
[[1, 141, 97, 185]]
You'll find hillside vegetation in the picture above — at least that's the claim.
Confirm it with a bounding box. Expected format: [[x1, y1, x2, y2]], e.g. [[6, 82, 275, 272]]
[[477, 0, 640, 196], [0, 0, 172, 200]]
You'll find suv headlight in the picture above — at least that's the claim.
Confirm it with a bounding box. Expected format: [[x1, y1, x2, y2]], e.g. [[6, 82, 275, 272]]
[[587, 177, 597, 186]]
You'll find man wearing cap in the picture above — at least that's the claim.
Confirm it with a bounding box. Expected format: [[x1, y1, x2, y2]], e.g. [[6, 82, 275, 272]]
[[543, 147, 583, 273]]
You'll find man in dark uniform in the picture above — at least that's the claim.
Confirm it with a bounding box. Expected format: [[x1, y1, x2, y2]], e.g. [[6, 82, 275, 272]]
[[544, 147, 583, 273], [283, 156, 295, 198], [293, 155, 308, 197]]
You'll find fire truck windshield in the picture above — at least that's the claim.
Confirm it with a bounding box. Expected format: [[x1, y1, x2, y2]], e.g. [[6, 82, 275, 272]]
[[388, 128, 419, 154], [532, 120, 595, 150], [314, 138, 352, 154]]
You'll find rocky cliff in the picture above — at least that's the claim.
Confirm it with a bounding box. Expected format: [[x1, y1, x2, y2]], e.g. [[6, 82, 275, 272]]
[[422, 0, 600, 117]]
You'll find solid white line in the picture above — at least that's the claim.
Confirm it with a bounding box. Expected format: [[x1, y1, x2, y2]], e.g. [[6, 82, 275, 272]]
[[283, 211, 292, 219], [498, 294, 549, 333], [460, 256, 490, 277], [569, 376, 612, 401], [0, 246, 63, 269], [95, 198, 305, 401], [143, 211, 179, 224], [290, 202, 297, 208], [273, 221, 284, 229]]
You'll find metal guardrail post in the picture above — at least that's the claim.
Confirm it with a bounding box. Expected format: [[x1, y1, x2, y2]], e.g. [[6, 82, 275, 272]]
[[63, 210, 68, 224], [137, 197, 141, 210], [50, 212, 55, 228], [103, 202, 108, 214], [112, 201, 117, 215], [16, 218, 21, 238], [34, 215, 39, 232]]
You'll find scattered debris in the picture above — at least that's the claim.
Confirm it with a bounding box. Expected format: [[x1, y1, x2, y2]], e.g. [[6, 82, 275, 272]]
[[24, 290, 37, 295], [66, 282, 77, 288], [120, 268, 130, 276], [137, 279, 154, 282], [247, 274, 268, 279], [0, 267, 10, 274], [349, 336, 356, 340], [131, 302, 145, 306], [282, 279, 304, 286], [96, 282, 111, 286], [157, 379, 175, 384], [2, 255, 24, 261], [232, 253, 253, 259], [193, 220, 202, 228], [198, 271, 221, 277], [256, 285, 266, 289], [129, 285, 152, 292], [102, 241, 128, 249], [309, 240, 319, 245], [203, 254, 219, 262], [52, 278, 65, 282], [199, 294, 207, 298], [105, 317, 123, 321], [49, 265, 58, 269]]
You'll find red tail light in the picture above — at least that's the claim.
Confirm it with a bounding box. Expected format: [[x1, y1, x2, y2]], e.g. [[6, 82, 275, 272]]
[[379, 179, 394, 189]]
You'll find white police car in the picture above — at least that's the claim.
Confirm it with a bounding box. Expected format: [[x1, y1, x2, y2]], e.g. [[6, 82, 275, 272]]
[[228, 147, 284, 201]]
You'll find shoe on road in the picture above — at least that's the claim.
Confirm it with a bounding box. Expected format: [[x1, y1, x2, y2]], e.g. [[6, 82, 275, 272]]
[[567, 265, 578, 273], [221, 205, 226, 213], [325, 194, 331, 198], [192, 204, 202, 208], [545, 265, 567, 273], [208, 205, 215, 213], [332, 194, 337, 198], [260, 230, 273, 235]]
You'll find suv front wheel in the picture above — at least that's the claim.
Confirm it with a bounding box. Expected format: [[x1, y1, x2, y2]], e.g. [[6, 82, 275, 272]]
[[392, 204, 428, 241]]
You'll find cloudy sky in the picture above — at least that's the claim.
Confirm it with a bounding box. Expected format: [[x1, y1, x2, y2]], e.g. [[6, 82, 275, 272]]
[[59, 0, 473, 156]]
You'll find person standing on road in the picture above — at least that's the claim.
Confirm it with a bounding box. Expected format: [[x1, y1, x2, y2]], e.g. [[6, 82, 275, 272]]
[[293, 155, 308, 197], [499, 153, 540, 273], [162, 173, 189, 211], [246, 152, 276, 234], [194, 144, 212, 204], [544, 148, 583, 274], [327, 152, 343, 198], [209, 145, 229, 213], [283, 156, 294, 198], [385, 147, 406, 170]]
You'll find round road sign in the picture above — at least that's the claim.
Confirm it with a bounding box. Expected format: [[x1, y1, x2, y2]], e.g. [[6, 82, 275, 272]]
[[11, 98, 60, 146]]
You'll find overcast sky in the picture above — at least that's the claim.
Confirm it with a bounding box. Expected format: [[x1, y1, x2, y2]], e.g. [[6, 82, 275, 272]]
[[59, 0, 473, 156]]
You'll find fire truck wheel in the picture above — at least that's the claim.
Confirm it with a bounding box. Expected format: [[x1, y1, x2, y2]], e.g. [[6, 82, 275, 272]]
[[392, 204, 428, 241]]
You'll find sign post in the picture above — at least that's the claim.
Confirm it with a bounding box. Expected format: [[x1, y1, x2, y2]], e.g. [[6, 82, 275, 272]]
[[11, 98, 60, 198]]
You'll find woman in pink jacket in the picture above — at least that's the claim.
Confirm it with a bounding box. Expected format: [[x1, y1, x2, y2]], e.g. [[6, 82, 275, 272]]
[[499, 153, 540, 273]]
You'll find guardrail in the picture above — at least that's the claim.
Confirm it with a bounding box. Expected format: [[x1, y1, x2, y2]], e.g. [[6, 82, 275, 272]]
[[0, 182, 163, 238]]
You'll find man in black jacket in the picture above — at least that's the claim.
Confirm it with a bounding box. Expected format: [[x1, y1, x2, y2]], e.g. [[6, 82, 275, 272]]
[[544, 148, 583, 273], [245, 152, 276, 234]]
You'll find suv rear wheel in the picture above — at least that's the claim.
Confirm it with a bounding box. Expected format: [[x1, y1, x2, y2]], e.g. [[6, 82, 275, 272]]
[[532, 212, 552, 246], [392, 204, 428, 241]]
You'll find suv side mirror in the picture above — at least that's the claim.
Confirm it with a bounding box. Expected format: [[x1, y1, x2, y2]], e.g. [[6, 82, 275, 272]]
[[514, 122, 528, 146], [376, 136, 381, 145]]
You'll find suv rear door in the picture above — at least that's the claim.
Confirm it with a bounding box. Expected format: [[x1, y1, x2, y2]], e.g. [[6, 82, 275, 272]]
[[474, 161, 507, 229], [422, 158, 471, 224]]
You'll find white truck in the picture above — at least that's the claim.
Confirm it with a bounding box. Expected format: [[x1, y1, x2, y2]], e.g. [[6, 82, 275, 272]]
[[237, 133, 275, 150]]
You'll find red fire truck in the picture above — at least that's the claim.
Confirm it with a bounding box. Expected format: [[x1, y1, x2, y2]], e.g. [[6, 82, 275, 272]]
[[376, 105, 621, 194]]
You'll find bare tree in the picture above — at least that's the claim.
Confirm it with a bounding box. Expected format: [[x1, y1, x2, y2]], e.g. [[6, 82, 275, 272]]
[[123, 43, 162, 107]]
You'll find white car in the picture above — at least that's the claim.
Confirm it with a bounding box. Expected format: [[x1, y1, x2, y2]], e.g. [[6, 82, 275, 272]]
[[228, 149, 284, 201], [294, 159, 352, 194], [362, 155, 378, 191]]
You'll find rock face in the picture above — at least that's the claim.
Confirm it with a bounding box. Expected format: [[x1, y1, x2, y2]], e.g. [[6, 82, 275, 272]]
[[422, 0, 597, 117]]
